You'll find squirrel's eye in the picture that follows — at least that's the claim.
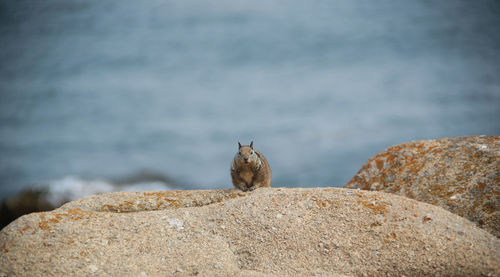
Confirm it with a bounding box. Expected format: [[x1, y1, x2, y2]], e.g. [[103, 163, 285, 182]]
[[251, 151, 254, 155], [238, 152, 242, 155]]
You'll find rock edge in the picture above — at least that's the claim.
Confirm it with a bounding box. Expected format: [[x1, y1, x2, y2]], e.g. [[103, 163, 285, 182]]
[[1, 188, 498, 276]]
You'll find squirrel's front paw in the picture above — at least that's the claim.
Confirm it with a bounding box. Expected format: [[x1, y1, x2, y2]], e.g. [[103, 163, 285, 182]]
[[246, 185, 256, 191]]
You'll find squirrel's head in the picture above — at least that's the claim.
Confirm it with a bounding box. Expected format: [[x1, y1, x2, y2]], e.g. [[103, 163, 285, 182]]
[[235, 141, 259, 164]]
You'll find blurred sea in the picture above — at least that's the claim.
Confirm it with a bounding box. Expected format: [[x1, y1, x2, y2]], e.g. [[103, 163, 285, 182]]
[[0, 0, 499, 201]]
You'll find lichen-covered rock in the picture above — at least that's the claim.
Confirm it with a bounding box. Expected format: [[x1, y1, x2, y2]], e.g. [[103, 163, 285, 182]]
[[1, 188, 498, 276], [346, 135, 500, 237]]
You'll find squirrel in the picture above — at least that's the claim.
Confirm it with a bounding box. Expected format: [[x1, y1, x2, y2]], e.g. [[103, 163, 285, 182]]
[[230, 141, 271, 191]]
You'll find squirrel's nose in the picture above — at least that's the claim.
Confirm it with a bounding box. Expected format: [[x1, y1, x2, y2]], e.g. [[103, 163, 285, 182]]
[[244, 158, 249, 162]]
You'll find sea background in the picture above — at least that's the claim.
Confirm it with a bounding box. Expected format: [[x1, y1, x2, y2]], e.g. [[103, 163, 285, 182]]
[[0, 0, 499, 203]]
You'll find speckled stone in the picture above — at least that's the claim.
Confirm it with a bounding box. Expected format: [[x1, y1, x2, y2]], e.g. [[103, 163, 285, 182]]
[[0, 188, 498, 276], [346, 135, 499, 237]]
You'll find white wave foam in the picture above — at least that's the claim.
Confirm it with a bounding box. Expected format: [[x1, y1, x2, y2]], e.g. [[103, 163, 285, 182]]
[[45, 176, 173, 206]]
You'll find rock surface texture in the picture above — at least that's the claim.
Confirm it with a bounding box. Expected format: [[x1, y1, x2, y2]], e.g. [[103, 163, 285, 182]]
[[346, 135, 500, 237], [1, 188, 498, 276]]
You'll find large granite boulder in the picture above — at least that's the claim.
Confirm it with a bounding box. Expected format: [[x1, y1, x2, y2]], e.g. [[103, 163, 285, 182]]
[[346, 135, 499, 237], [1, 188, 498, 276]]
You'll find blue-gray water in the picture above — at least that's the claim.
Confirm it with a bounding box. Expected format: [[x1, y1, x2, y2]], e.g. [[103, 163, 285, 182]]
[[1, 1, 499, 199]]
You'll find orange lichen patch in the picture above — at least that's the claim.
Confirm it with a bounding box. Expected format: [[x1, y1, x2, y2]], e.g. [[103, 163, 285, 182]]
[[313, 199, 335, 208], [101, 204, 117, 212], [311, 195, 334, 208], [355, 191, 365, 198], [37, 208, 92, 231], [38, 221, 51, 230], [310, 195, 337, 209], [143, 191, 181, 198], [346, 149, 401, 190], [53, 213, 64, 220], [163, 198, 182, 208], [356, 199, 390, 215], [425, 145, 439, 153], [379, 149, 397, 163], [225, 191, 247, 199], [430, 147, 443, 155], [407, 160, 425, 175], [19, 225, 30, 234], [376, 159, 384, 170], [399, 144, 438, 174], [101, 191, 251, 212], [384, 232, 397, 241], [66, 208, 89, 220], [486, 136, 499, 144], [145, 191, 181, 203], [389, 145, 404, 152]]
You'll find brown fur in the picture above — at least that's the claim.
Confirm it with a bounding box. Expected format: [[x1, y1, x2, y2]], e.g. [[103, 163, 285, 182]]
[[230, 141, 271, 191]]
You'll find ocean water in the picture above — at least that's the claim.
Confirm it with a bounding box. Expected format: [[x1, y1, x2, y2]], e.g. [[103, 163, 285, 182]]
[[0, 0, 499, 200]]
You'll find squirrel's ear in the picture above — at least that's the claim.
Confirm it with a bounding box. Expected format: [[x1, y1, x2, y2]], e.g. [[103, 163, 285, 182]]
[[250, 141, 254, 149], [238, 142, 242, 149]]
